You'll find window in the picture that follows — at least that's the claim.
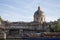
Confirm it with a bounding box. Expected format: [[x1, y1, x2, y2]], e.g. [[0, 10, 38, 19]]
[[37, 18, 38, 21], [41, 18, 42, 21], [9, 29, 19, 36]]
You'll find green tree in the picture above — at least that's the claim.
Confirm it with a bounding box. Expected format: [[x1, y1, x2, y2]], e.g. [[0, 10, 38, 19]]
[[49, 23, 54, 32], [0, 16, 2, 24], [56, 22, 60, 32]]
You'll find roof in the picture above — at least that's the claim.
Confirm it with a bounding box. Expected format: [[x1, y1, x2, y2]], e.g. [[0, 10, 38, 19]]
[[9, 21, 40, 26], [34, 6, 43, 16]]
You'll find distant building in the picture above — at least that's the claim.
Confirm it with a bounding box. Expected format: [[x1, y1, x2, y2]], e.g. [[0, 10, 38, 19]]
[[58, 19, 60, 22], [34, 6, 45, 24], [0, 6, 57, 38]]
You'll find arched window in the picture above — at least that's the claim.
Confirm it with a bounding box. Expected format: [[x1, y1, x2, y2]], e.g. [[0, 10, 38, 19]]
[[41, 18, 43, 21], [37, 18, 38, 21]]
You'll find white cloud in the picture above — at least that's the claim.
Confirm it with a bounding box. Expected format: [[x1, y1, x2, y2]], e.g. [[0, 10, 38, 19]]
[[0, 0, 60, 22], [46, 16, 58, 22]]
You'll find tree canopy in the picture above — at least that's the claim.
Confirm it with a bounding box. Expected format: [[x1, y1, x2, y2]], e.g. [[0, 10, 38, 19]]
[[56, 22, 60, 32], [0, 16, 2, 24], [49, 22, 54, 32]]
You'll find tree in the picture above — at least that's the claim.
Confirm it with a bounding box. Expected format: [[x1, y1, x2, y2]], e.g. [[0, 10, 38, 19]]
[[49, 23, 54, 32], [55, 22, 60, 32], [0, 16, 2, 24]]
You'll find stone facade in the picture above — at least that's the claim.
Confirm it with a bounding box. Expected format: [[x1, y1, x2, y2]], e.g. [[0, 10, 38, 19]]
[[0, 6, 50, 38], [34, 6, 45, 24]]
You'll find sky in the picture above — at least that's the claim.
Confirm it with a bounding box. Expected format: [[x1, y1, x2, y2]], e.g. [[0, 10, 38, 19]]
[[0, 0, 60, 22]]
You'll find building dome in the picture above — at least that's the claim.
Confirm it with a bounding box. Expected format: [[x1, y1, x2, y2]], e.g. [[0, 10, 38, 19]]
[[34, 6, 43, 16], [34, 6, 45, 23]]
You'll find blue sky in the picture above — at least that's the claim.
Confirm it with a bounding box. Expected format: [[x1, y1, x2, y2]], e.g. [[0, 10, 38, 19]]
[[0, 0, 60, 22]]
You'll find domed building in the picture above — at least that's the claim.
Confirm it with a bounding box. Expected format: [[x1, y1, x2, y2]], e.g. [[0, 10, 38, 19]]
[[34, 6, 45, 24], [0, 6, 49, 38]]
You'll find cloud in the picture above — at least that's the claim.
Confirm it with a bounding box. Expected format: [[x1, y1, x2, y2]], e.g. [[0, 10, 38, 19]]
[[46, 16, 58, 22], [0, 0, 60, 22]]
